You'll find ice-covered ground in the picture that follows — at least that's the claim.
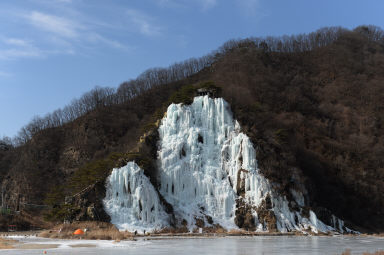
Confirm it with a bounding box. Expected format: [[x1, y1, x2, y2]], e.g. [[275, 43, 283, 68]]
[[1, 235, 384, 255], [103, 96, 349, 233], [2, 235, 149, 254]]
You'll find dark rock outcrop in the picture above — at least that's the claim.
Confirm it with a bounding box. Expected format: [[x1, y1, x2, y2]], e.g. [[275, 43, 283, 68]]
[[66, 181, 110, 222]]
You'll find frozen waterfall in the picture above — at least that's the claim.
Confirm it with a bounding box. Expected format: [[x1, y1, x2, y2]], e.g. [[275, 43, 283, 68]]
[[103, 162, 169, 233], [103, 96, 346, 233]]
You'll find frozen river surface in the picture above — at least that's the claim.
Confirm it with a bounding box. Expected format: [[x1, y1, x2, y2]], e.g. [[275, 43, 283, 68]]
[[2, 235, 384, 255]]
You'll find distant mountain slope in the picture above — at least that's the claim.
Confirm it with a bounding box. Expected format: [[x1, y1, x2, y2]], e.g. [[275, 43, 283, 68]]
[[0, 26, 383, 232]]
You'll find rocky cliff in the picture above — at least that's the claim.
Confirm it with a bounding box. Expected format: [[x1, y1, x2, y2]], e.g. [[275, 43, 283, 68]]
[[103, 96, 352, 234]]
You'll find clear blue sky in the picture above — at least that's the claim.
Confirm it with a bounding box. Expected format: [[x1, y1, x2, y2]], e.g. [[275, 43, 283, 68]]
[[1, 0, 383, 137]]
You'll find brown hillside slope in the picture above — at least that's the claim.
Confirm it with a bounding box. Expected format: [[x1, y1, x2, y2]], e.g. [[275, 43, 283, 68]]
[[0, 81, 192, 223]]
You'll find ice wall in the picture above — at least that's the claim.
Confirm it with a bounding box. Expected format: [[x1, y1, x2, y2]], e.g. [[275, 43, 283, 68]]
[[104, 95, 348, 233], [157, 96, 238, 229], [156, 96, 335, 232], [103, 162, 169, 232]]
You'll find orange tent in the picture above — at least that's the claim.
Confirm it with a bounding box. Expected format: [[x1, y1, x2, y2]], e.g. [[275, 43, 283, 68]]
[[73, 229, 84, 235]]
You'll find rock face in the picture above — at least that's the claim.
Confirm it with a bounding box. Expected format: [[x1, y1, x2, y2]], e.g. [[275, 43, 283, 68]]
[[67, 181, 110, 222], [103, 96, 351, 233]]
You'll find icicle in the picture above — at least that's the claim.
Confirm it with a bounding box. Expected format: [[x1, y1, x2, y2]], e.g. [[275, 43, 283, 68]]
[[103, 161, 169, 233]]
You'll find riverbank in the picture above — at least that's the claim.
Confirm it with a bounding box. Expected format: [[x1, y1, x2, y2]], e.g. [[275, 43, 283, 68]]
[[38, 221, 134, 240], [2, 220, 381, 242], [20, 220, 376, 241], [36, 221, 337, 240]]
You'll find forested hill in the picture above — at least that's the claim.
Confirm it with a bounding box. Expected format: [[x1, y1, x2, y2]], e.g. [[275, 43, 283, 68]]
[[1, 25, 384, 232]]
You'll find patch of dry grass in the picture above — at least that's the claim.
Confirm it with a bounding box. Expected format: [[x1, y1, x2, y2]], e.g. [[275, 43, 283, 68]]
[[0, 237, 18, 249], [39, 221, 133, 240], [341, 249, 384, 255], [227, 229, 248, 235]]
